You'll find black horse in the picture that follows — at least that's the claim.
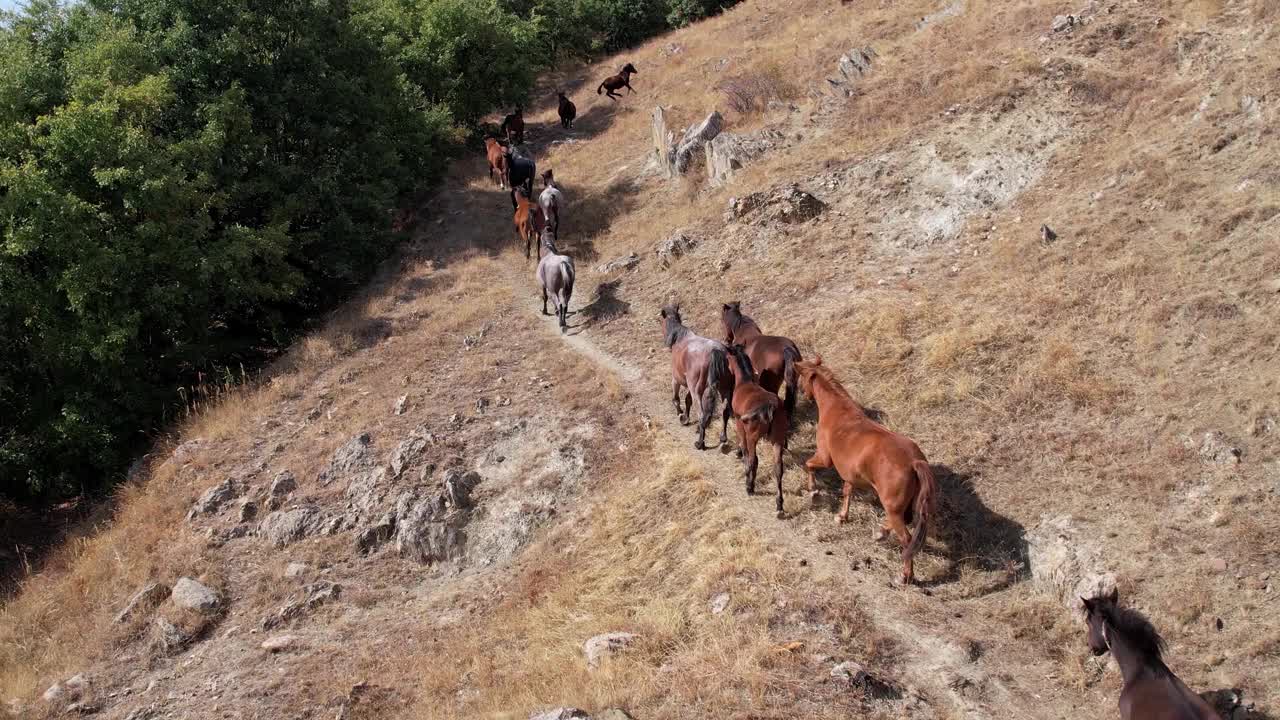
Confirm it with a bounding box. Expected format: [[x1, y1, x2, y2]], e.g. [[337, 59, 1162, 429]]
[[557, 91, 576, 129], [505, 147, 536, 211]]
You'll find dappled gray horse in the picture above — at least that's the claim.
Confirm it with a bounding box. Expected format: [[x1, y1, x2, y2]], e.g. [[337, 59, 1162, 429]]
[[536, 228, 575, 332], [539, 173, 564, 238]]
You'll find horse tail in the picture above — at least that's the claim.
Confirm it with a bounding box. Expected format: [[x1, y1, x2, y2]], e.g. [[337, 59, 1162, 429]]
[[906, 459, 937, 575], [560, 259, 575, 305], [742, 401, 774, 428], [782, 344, 801, 419], [597, 81, 606, 95], [707, 347, 733, 405]]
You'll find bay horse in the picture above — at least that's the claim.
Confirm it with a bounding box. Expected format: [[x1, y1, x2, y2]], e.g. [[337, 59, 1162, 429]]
[[721, 301, 801, 418], [539, 170, 563, 237], [727, 345, 791, 517], [506, 147, 536, 211], [597, 63, 638, 101], [557, 91, 576, 129], [484, 137, 508, 189], [794, 357, 937, 585], [500, 105, 524, 145], [1082, 589, 1222, 720], [513, 189, 545, 260], [660, 304, 733, 450], [536, 228, 575, 332]]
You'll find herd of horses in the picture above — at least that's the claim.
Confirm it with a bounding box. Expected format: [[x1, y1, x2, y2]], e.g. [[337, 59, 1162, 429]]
[[471, 63, 1226, 720]]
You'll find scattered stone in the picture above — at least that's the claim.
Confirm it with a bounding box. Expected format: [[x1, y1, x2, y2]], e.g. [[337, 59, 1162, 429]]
[[706, 129, 783, 186], [393, 395, 408, 416], [395, 491, 468, 565], [1253, 415, 1276, 437], [443, 469, 481, 510], [673, 111, 724, 174], [1209, 557, 1228, 573], [388, 428, 431, 479], [598, 253, 641, 274], [114, 582, 171, 624], [827, 46, 876, 96], [583, 632, 640, 670], [831, 661, 903, 700], [356, 514, 397, 555], [655, 232, 698, 266], [317, 433, 372, 486], [263, 581, 342, 630], [284, 562, 310, 579], [1040, 224, 1057, 244], [1052, 14, 1076, 32], [1027, 514, 1117, 612], [260, 508, 322, 548], [261, 635, 298, 653], [170, 577, 221, 612], [187, 478, 241, 520], [238, 499, 258, 523], [709, 592, 731, 614], [266, 471, 297, 511], [727, 184, 826, 224], [149, 617, 187, 655], [529, 709, 590, 720], [1187, 431, 1242, 464]]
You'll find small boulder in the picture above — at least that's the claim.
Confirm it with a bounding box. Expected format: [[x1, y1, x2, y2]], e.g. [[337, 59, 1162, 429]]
[[114, 582, 172, 624], [393, 395, 408, 416], [395, 492, 468, 565], [709, 592, 731, 614], [261, 635, 298, 653], [529, 709, 591, 720], [149, 617, 187, 655], [284, 562, 310, 579], [655, 232, 698, 267], [267, 471, 297, 510], [1052, 14, 1076, 32], [443, 469, 481, 510], [356, 514, 397, 555], [388, 429, 431, 479], [187, 478, 241, 520], [831, 661, 903, 701], [42, 683, 67, 705], [583, 632, 640, 670], [237, 499, 258, 523], [317, 433, 372, 486], [1187, 431, 1242, 464], [170, 577, 221, 612], [259, 508, 321, 547], [673, 111, 724, 174], [597, 253, 641, 274], [1027, 515, 1116, 612]]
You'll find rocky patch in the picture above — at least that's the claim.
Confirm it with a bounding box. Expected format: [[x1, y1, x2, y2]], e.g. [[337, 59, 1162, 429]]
[[187, 478, 242, 520], [114, 582, 171, 624], [655, 231, 698, 267], [266, 470, 297, 510], [262, 581, 341, 630], [317, 433, 372, 487], [1027, 514, 1116, 612], [582, 632, 640, 670], [727, 184, 827, 224]]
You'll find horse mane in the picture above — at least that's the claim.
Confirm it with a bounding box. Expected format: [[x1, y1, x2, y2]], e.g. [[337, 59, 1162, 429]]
[[1100, 602, 1168, 667], [729, 344, 755, 378], [663, 309, 689, 349]]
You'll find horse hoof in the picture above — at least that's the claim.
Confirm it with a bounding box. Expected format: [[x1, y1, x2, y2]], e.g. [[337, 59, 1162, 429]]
[[834, 515, 847, 525], [776, 510, 786, 520], [734, 448, 743, 459], [694, 441, 706, 451]]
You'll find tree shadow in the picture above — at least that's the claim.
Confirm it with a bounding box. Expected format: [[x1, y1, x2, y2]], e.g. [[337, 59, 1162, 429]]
[[923, 464, 1028, 595]]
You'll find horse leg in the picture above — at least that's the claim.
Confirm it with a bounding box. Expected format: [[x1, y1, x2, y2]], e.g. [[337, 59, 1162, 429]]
[[804, 448, 831, 495], [692, 384, 710, 450], [744, 436, 758, 496], [672, 378, 686, 423], [719, 396, 731, 447], [774, 438, 786, 517], [884, 509, 914, 584], [541, 285, 549, 316]]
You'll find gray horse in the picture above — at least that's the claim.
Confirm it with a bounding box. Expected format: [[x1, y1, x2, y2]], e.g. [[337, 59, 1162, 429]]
[[536, 228, 575, 332]]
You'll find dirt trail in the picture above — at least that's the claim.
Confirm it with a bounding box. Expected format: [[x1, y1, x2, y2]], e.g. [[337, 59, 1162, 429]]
[[445, 161, 1078, 719]]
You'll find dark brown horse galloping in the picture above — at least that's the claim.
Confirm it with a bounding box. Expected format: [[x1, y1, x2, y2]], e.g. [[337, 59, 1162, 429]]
[[557, 91, 576, 129], [661, 304, 733, 450], [794, 357, 937, 584], [1082, 590, 1222, 720], [597, 63, 637, 101], [727, 345, 791, 517], [500, 106, 524, 145], [721, 302, 801, 418]]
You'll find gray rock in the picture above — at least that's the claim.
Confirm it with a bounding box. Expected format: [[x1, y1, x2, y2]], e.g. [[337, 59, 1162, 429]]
[[267, 471, 297, 510], [651, 106, 674, 178], [262, 581, 342, 630], [170, 577, 221, 612], [389, 428, 431, 479], [393, 395, 408, 416], [529, 710, 590, 720], [1188, 431, 1242, 464], [187, 478, 241, 520], [284, 562, 310, 579], [259, 508, 321, 548], [114, 582, 171, 624], [345, 467, 390, 518], [583, 632, 640, 670], [597, 253, 641, 274], [356, 513, 397, 555], [66, 701, 101, 714], [709, 592, 731, 615], [727, 184, 826, 224], [1027, 514, 1116, 612], [673, 111, 724, 174], [237, 499, 258, 523], [831, 661, 903, 700], [395, 492, 468, 565], [149, 617, 187, 655], [1051, 14, 1075, 32], [261, 635, 298, 653], [42, 683, 66, 704], [655, 232, 698, 266], [705, 130, 782, 186], [443, 469, 481, 510], [317, 433, 372, 486]]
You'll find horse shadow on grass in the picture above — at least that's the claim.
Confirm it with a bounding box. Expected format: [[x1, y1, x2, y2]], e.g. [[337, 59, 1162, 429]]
[[575, 279, 630, 330]]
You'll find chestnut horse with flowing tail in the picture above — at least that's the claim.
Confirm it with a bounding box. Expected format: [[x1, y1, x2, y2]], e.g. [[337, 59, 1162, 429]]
[[513, 189, 545, 260], [721, 302, 801, 418], [727, 345, 791, 517], [597, 63, 637, 100], [794, 357, 937, 584], [1082, 589, 1221, 720], [661, 304, 733, 450], [484, 138, 508, 189]]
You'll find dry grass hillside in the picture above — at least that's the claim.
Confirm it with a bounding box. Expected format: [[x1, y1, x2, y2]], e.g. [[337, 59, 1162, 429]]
[[3, 0, 1279, 718]]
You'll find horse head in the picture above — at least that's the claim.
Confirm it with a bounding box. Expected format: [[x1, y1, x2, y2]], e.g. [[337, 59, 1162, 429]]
[[539, 227, 558, 253], [622, 62, 638, 76], [721, 301, 743, 340], [792, 355, 824, 396], [1081, 588, 1120, 657]]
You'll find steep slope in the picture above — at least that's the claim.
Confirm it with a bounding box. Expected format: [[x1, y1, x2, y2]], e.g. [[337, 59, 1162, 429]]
[[4, 0, 1279, 718]]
